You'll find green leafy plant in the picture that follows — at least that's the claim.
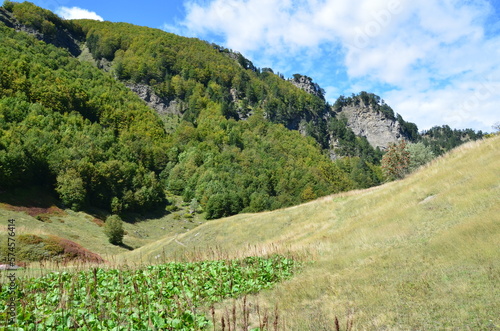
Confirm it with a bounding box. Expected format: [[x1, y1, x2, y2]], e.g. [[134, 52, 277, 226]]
[[0, 255, 298, 329], [406, 142, 435, 173]]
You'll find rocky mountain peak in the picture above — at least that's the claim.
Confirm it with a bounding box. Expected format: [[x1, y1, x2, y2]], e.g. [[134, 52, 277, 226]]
[[289, 74, 325, 100], [334, 104, 402, 150], [331, 92, 418, 150]]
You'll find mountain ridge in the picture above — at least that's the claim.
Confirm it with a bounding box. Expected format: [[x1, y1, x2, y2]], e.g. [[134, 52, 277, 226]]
[[0, 1, 484, 218], [0, 2, 435, 152]]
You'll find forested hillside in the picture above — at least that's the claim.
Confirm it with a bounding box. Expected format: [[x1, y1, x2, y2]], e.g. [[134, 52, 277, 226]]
[[0, 1, 484, 219], [0, 21, 168, 213], [0, 2, 355, 218], [421, 125, 484, 155]]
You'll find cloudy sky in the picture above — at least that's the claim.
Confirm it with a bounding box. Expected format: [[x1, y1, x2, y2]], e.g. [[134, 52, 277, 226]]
[[26, 0, 500, 132]]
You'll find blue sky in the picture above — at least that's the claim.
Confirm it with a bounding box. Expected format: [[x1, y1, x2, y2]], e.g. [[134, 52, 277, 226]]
[[26, 0, 500, 132]]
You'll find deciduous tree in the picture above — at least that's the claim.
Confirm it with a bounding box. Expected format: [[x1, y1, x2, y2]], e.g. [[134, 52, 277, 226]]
[[104, 215, 124, 245], [381, 140, 410, 181]]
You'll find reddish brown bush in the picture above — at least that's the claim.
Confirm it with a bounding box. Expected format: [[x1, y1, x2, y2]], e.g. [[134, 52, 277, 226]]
[[46, 236, 104, 263]]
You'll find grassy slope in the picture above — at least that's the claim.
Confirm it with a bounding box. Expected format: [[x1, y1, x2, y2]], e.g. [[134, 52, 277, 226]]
[[121, 135, 500, 330], [0, 193, 205, 259], [0, 136, 498, 329]]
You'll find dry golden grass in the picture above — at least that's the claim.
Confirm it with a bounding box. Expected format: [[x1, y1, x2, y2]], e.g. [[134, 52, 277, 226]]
[[119, 136, 500, 329]]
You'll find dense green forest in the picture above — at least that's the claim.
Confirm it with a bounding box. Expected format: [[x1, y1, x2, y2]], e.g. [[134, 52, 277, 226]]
[[0, 21, 168, 213], [0, 2, 357, 219], [0, 2, 484, 219]]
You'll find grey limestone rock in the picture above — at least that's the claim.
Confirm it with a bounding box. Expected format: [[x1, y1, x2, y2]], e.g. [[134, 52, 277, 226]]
[[126, 83, 184, 116], [288, 75, 325, 100], [335, 104, 403, 150]]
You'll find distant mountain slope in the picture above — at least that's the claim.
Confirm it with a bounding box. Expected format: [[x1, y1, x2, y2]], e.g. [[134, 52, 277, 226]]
[[0, 1, 374, 217], [421, 124, 485, 155], [123, 135, 500, 329], [0, 1, 485, 219]]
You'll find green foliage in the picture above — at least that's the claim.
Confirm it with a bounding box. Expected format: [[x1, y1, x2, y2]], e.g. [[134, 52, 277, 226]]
[[381, 140, 410, 181], [0, 3, 412, 219], [74, 19, 383, 163], [0, 23, 167, 213], [336, 157, 384, 189], [206, 192, 243, 220], [334, 92, 396, 120], [0, 255, 298, 329], [72, 18, 391, 215], [104, 215, 124, 245], [406, 142, 435, 173], [420, 125, 484, 155], [5, 1, 83, 38], [2, 0, 14, 11], [397, 114, 419, 143], [163, 107, 355, 217], [189, 198, 200, 214], [56, 168, 86, 210]]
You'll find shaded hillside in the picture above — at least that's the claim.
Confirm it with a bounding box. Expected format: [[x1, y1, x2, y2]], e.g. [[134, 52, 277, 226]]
[[0, 2, 83, 55], [122, 135, 500, 329]]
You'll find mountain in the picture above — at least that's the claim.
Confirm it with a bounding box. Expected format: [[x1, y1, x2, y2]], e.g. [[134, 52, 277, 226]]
[[331, 91, 419, 150], [0, 1, 82, 56], [0, 1, 483, 219], [420, 124, 485, 156]]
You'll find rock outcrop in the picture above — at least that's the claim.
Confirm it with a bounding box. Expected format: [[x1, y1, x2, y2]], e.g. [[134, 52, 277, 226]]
[[289, 75, 325, 100], [334, 104, 403, 150], [0, 7, 82, 57], [126, 83, 184, 116]]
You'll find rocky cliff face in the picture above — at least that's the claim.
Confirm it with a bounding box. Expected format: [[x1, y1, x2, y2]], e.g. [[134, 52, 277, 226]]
[[289, 75, 325, 100], [278, 75, 406, 152], [126, 83, 184, 116], [334, 104, 403, 150]]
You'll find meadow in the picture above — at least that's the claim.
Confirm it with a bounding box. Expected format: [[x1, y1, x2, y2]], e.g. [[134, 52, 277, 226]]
[[121, 135, 499, 329], [0, 136, 499, 330]]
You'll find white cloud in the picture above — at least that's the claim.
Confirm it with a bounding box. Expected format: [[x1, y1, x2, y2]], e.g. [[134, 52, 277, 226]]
[[56, 7, 104, 21], [174, 0, 500, 131]]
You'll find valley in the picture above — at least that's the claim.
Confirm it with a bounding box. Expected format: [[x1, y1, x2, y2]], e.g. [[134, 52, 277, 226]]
[[0, 1, 498, 329]]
